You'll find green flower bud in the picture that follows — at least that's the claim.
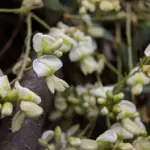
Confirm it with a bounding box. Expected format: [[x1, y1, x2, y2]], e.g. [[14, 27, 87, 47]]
[[69, 137, 81, 147], [54, 126, 62, 142], [1, 102, 13, 117], [38, 138, 48, 148], [106, 90, 113, 100], [118, 143, 133, 150], [4, 89, 18, 102], [97, 98, 106, 104], [53, 51, 63, 57], [68, 96, 80, 105]]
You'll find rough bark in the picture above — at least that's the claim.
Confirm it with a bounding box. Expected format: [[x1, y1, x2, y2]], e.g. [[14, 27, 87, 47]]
[[0, 52, 52, 150]]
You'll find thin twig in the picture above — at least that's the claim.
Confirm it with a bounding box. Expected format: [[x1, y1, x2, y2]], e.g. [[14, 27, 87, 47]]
[[17, 13, 32, 80], [115, 22, 122, 81], [126, 2, 133, 70], [105, 59, 123, 79], [30, 12, 51, 31], [0, 8, 23, 14]]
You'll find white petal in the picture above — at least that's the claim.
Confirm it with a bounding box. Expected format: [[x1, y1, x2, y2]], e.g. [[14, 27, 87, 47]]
[[33, 55, 63, 77], [33, 33, 43, 52], [111, 123, 133, 139], [42, 34, 55, 46], [135, 117, 146, 130], [96, 130, 117, 143], [20, 101, 43, 117], [33, 58, 50, 77], [46, 76, 55, 93], [53, 75, 69, 92], [0, 75, 11, 98], [144, 43, 150, 57], [15, 81, 41, 104], [89, 88, 106, 97]]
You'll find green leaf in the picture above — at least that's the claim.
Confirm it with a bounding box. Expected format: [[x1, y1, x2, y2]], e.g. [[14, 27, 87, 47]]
[[12, 111, 25, 133]]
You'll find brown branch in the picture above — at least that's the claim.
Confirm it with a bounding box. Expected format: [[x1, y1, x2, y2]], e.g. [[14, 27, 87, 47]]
[[0, 52, 52, 150]]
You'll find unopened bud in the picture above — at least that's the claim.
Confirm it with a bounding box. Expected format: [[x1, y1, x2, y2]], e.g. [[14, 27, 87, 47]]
[[1, 102, 13, 117], [113, 106, 121, 113], [101, 107, 109, 116], [118, 143, 133, 150], [99, 1, 114, 12], [106, 90, 113, 100], [20, 101, 43, 118], [51, 38, 63, 50], [69, 137, 81, 147], [97, 98, 106, 104], [54, 126, 62, 142], [53, 50, 63, 57]]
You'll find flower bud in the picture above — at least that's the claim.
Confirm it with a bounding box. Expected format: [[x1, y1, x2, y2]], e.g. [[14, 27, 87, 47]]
[[20, 101, 43, 117], [1, 102, 13, 117], [53, 50, 63, 57], [54, 126, 62, 142], [99, 1, 114, 12], [118, 143, 133, 150], [69, 137, 81, 147], [106, 90, 113, 100], [97, 98, 106, 104], [81, 139, 98, 150], [101, 107, 108, 116], [51, 38, 63, 51]]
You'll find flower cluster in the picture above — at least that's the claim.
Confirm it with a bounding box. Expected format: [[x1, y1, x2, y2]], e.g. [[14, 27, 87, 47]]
[[126, 44, 150, 96], [49, 22, 105, 75], [0, 74, 43, 132], [32, 31, 70, 93], [39, 126, 98, 150], [78, 0, 121, 14]]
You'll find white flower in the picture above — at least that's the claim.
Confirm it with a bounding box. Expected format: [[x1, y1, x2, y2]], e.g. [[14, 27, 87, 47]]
[[20, 101, 43, 117], [1, 102, 13, 117], [33, 33, 55, 53], [15, 81, 41, 104], [80, 56, 98, 75], [144, 43, 150, 57], [89, 86, 114, 98], [122, 118, 146, 136], [33, 55, 62, 77], [116, 100, 136, 120], [96, 130, 117, 143], [127, 67, 150, 86], [49, 28, 77, 46], [33, 55, 69, 93], [131, 84, 143, 95], [111, 123, 133, 140], [46, 75, 69, 94], [0, 75, 11, 98], [69, 36, 96, 62]]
